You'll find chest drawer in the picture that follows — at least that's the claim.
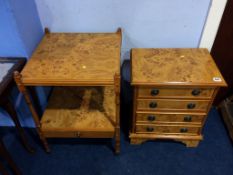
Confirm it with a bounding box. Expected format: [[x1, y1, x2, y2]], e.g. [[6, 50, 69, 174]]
[[138, 87, 215, 99], [137, 99, 210, 112], [136, 124, 200, 134], [136, 112, 204, 124]]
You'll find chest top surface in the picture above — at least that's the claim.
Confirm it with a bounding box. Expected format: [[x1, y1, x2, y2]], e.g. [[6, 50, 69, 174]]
[[131, 48, 227, 86], [21, 32, 121, 85]]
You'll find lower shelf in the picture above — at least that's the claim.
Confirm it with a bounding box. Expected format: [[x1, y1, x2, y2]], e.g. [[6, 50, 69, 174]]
[[40, 86, 116, 138]]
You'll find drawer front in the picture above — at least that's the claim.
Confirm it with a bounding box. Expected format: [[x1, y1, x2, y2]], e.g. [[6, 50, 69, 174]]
[[136, 113, 204, 124], [138, 87, 214, 99], [137, 99, 210, 112], [136, 124, 200, 134]]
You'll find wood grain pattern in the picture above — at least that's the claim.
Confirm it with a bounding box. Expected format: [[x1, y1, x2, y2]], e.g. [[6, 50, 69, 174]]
[[136, 124, 200, 134], [181, 140, 200, 147], [131, 48, 227, 86], [21, 32, 121, 85], [14, 71, 50, 152], [130, 48, 226, 147], [138, 86, 215, 99], [41, 86, 116, 135], [129, 133, 203, 145], [136, 112, 204, 124], [137, 99, 210, 112]]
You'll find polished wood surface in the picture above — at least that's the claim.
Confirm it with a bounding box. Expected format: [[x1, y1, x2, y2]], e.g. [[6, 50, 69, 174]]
[[138, 87, 214, 99], [131, 48, 227, 87], [136, 112, 204, 124], [130, 48, 226, 147], [137, 99, 210, 112], [21, 32, 121, 86], [130, 133, 202, 145], [14, 29, 122, 153], [135, 124, 200, 134], [41, 86, 116, 133]]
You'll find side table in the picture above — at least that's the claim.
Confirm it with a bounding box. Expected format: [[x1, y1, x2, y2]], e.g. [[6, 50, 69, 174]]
[[14, 28, 122, 153]]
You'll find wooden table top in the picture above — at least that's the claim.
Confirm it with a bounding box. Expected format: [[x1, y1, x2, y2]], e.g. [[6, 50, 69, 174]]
[[131, 48, 227, 87], [21, 31, 121, 86]]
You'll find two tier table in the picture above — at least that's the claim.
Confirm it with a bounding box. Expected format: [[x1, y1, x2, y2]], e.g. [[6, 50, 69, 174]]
[[130, 48, 227, 147], [14, 28, 122, 153]]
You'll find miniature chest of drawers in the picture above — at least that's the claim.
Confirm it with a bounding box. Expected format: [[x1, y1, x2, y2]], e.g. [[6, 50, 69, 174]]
[[130, 48, 227, 147]]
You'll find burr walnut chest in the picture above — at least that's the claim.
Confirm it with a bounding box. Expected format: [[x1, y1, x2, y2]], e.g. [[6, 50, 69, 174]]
[[14, 28, 122, 153], [130, 48, 227, 147]]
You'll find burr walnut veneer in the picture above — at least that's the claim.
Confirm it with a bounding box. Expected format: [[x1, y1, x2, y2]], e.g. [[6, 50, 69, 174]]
[[130, 48, 227, 147], [14, 28, 122, 153]]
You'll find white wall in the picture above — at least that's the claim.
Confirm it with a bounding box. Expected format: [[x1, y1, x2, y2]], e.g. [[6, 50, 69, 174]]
[[199, 0, 227, 50], [35, 0, 211, 60]]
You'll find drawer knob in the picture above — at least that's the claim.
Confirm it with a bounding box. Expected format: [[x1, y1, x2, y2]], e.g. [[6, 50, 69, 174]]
[[149, 102, 157, 108], [180, 128, 188, 133], [147, 127, 154, 132], [184, 116, 192, 122], [147, 115, 156, 121], [187, 103, 196, 109], [151, 89, 159, 96], [192, 89, 201, 96]]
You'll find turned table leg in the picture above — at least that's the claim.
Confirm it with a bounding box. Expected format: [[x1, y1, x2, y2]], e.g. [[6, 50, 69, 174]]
[[0, 140, 22, 175], [14, 72, 50, 153], [114, 73, 121, 154], [2, 99, 35, 153]]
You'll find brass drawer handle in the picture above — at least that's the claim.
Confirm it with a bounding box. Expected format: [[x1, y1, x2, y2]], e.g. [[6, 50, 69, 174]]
[[192, 89, 201, 96], [187, 103, 196, 109], [184, 116, 192, 122], [75, 132, 80, 137], [146, 127, 154, 132], [147, 115, 156, 121], [151, 89, 159, 96], [149, 102, 157, 108], [180, 128, 188, 133]]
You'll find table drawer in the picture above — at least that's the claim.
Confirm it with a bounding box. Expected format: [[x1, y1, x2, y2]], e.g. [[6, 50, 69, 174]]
[[138, 87, 214, 99], [136, 124, 200, 134], [137, 99, 210, 112], [136, 113, 204, 124]]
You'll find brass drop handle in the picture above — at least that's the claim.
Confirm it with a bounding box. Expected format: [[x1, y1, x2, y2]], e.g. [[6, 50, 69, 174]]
[[149, 102, 157, 108], [151, 89, 159, 96], [75, 132, 80, 137], [187, 103, 196, 109], [184, 116, 192, 122], [192, 89, 201, 96], [147, 115, 156, 121], [146, 127, 154, 132], [180, 128, 188, 133]]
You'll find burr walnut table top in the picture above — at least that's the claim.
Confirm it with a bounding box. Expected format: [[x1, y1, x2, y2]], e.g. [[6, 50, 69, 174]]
[[21, 32, 121, 86], [131, 48, 227, 87]]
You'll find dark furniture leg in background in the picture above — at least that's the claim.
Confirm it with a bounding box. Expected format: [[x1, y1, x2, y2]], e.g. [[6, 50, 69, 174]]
[[2, 98, 35, 153], [211, 0, 233, 105], [0, 161, 9, 175], [0, 140, 21, 175]]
